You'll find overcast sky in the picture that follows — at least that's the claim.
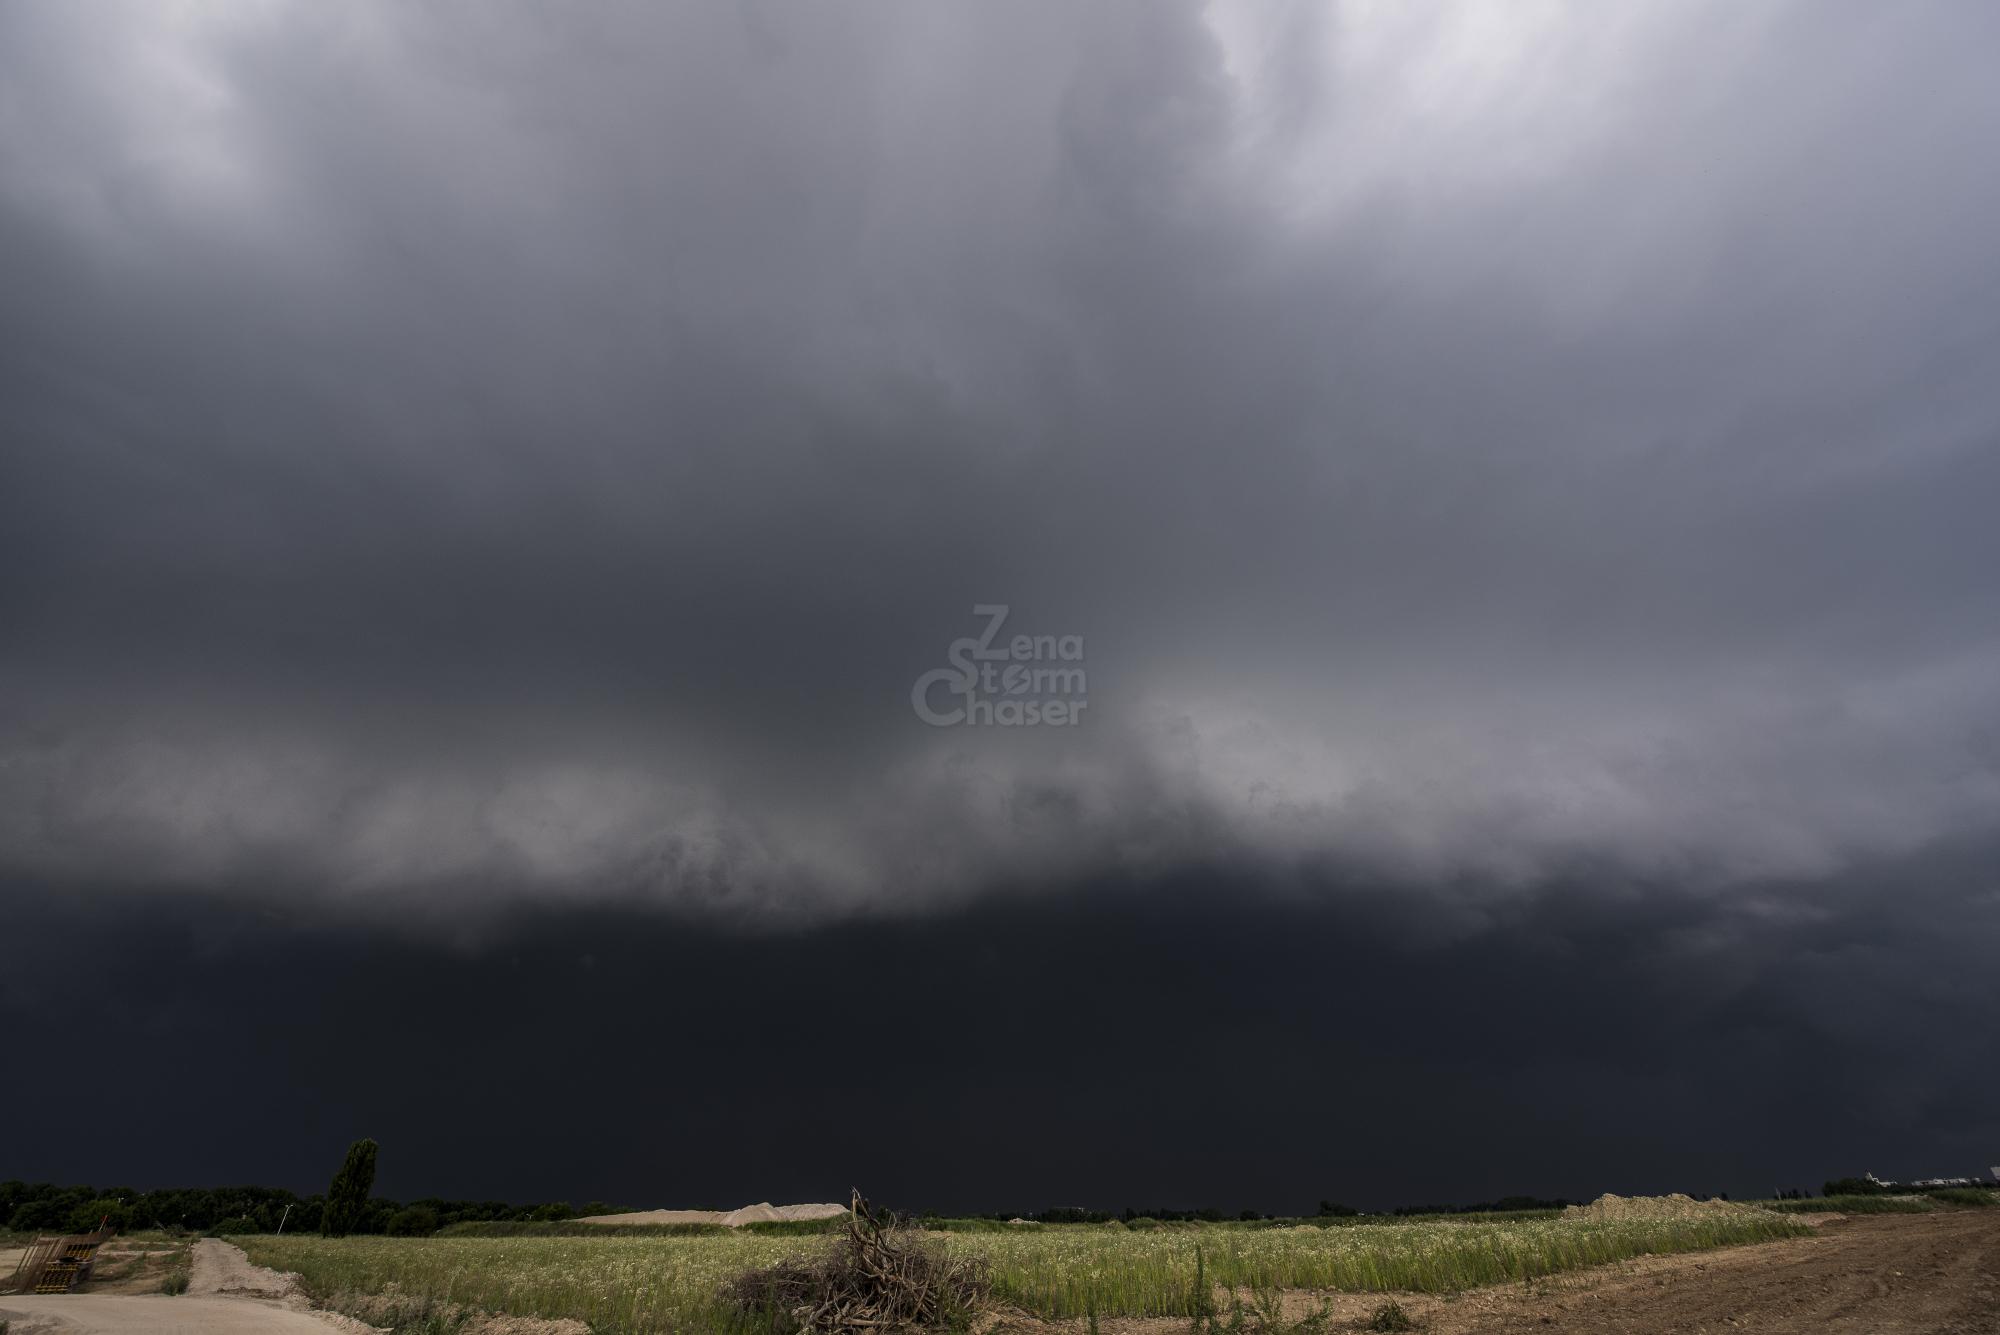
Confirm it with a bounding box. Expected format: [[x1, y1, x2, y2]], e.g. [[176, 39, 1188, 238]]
[[3, 1, 1998, 1205]]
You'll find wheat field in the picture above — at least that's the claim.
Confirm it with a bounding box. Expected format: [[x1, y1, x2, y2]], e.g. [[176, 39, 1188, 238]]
[[239, 1211, 1806, 1333]]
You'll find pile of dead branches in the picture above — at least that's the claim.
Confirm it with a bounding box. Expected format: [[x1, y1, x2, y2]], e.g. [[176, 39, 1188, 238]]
[[727, 1189, 989, 1333]]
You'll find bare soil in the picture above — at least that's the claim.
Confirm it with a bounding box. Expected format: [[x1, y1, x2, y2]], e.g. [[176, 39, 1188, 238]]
[[70, 1239, 189, 1295], [0, 1238, 373, 1334]]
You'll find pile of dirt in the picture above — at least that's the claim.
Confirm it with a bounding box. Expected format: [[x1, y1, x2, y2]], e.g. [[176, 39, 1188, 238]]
[[577, 1201, 848, 1227], [1564, 1193, 1756, 1222], [575, 1208, 722, 1225], [720, 1202, 843, 1227]]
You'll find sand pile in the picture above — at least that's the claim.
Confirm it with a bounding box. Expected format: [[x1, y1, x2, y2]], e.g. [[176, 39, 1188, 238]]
[[1564, 1193, 1754, 1222], [577, 1202, 848, 1227]]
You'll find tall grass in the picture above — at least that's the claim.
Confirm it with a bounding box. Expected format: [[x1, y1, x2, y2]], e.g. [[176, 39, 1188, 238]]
[[966, 1217, 1806, 1318], [244, 1233, 808, 1333], [240, 1212, 1806, 1334], [1758, 1189, 1997, 1214], [1760, 1194, 1934, 1214]]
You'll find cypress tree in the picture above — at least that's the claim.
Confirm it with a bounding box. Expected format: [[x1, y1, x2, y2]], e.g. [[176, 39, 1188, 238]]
[[320, 1138, 378, 1237]]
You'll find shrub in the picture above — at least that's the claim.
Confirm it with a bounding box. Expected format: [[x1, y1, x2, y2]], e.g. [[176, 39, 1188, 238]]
[[387, 1205, 441, 1236], [7, 1201, 65, 1231], [1368, 1300, 1414, 1332], [64, 1198, 135, 1233], [1822, 1177, 1888, 1197]]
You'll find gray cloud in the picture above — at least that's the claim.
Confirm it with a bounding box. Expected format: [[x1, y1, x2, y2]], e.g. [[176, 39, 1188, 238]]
[[6, 847, 1999, 1203], [4, 0, 1999, 918]]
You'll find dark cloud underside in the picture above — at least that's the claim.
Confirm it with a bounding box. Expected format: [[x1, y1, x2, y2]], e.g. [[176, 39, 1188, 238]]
[[4, 1, 1999, 1196], [4, 851, 1997, 1207]]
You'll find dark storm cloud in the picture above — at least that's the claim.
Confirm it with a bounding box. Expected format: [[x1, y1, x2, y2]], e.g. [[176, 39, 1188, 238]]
[[4, 852, 1996, 1206], [3, 0, 2000, 918]]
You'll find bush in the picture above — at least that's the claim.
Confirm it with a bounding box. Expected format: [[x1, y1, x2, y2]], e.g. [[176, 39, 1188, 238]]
[[1822, 1177, 1888, 1197], [64, 1198, 132, 1233], [386, 1205, 440, 1236], [1368, 1300, 1414, 1332], [7, 1201, 65, 1231]]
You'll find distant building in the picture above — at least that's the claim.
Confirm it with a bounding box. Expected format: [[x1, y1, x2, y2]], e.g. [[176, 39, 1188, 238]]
[[1864, 1167, 1999, 1190]]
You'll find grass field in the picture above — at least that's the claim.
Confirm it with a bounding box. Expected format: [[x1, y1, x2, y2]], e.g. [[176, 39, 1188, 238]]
[[1757, 1189, 1998, 1215], [239, 1212, 1808, 1333]]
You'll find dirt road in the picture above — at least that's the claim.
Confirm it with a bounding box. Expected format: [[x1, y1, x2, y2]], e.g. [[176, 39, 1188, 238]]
[[0, 1238, 368, 1334]]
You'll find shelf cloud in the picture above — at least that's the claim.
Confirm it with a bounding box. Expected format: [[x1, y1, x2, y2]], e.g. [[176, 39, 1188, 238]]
[[5, 0, 2000, 922]]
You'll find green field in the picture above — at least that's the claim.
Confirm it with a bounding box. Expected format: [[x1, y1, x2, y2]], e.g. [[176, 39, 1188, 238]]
[[239, 1211, 1808, 1333], [1755, 1188, 1997, 1215]]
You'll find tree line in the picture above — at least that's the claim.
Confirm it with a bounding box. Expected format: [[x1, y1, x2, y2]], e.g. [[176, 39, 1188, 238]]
[[0, 1177, 623, 1237]]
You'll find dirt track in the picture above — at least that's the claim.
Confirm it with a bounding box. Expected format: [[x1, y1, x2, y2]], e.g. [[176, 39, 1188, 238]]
[[0, 1238, 367, 1334]]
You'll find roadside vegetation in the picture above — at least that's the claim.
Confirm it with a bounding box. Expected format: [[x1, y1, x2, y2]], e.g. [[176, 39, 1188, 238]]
[[1757, 1188, 1998, 1215]]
